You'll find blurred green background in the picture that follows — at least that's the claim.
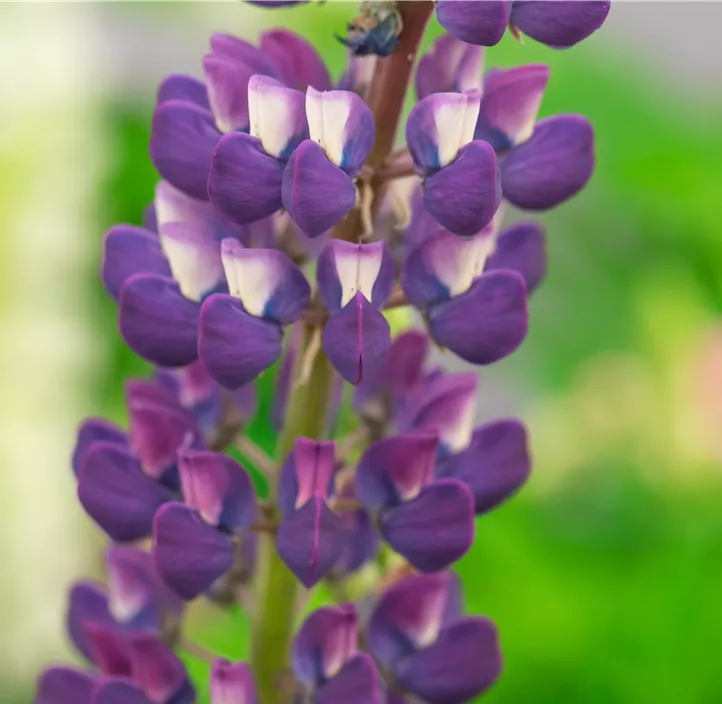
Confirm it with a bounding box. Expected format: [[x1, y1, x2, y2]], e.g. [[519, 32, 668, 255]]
[[2, 2, 722, 702]]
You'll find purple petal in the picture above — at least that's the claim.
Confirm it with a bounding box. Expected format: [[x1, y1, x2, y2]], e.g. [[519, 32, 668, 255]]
[[396, 618, 501, 704], [94, 678, 151, 704], [119, 274, 200, 368], [381, 479, 474, 572], [485, 221, 547, 293], [209, 132, 286, 225], [211, 660, 258, 704], [368, 572, 457, 666], [406, 92, 481, 174], [154, 181, 214, 233], [127, 633, 194, 704], [306, 88, 374, 174], [416, 35, 484, 99], [125, 378, 180, 408], [150, 100, 220, 201], [276, 496, 344, 588], [439, 419, 530, 514], [510, 1, 610, 48], [402, 227, 497, 310], [475, 64, 550, 150], [282, 140, 357, 238], [153, 502, 234, 600], [157, 74, 210, 110], [248, 75, 309, 159], [260, 29, 331, 91], [72, 418, 127, 478], [144, 203, 158, 233], [399, 373, 478, 455], [292, 604, 358, 685], [501, 114, 594, 210], [316, 654, 381, 704], [333, 502, 379, 577], [323, 292, 391, 386], [178, 449, 255, 530], [317, 240, 395, 314], [127, 396, 202, 483], [278, 438, 336, 515], [106, 545, 184, 629], [35, 668, 97, 704], [203, 55, 256, 133], [83, 623, 132, 676], [356, 434, 438, 511], [231, 383, 259, 426], [198, 294, 283, 389], [102, 225, 171, 302], [156, 360, 217, 412], [209, 34, 279, 75], [78, 443, 171, 542], [436, 1, 511, 46], [428, 270, 528, 365], [67, 582, 113, 661], [424, 140, 501, 238], [221, 239, 311, 324], [158, 223, 224, 303]]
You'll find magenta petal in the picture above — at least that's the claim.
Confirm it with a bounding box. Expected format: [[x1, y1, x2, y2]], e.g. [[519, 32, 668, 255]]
[[436, 1, 510, 46], [424, 141, 501, 238], [510, 1, 610, 48], [153, 503, 234, 600], [276, 496, 344, 588], [127, 633, 194, 704], [381, 479, 474, 573], [119, 274, 200, 368], [178, 449, 255, 530], [66, 582, 113, 661], [501, 114, 594, 210], [35, 667, 97, 704], [209, 132, 285, 225], [198, 294, 283, 390], [356, 434, 438, 511], [282, 140, 357, 238], [278, 438, 336, 516], [84, 623, 132, 677], [150, 100, 220, 201], [396, 618, 501, 704], [485, 220, 547, 293], [157, 74, 210, 110], [260, 29, 331, 91], [323, 293, 391, 386], [94, 678, 151, 704], [102, 226, 171, 302], [72, 418, 127, 478], [428, 271, 528, 365], [292, 604, 358, 685], [316, 654, 381, 704], [439, 419, 530, 514], [211, 660, 258, 704], [78, 443, 171, 542]]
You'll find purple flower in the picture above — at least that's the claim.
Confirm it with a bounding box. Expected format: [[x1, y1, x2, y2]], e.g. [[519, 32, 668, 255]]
[[369, 572, 501, 704], [209, 76, 309, 225], [436, 1, 610, 48], [316, 240, 395, 384], [406, 91, 501, 237], [210, 660, 258, 704], [416, 35, 484, 100], [276, 438, 345, 587], [198, 239, 311, 389], [75, 380, 204, 542], [355, 434, 475, 572], [292, 604, 382, 703], [153, 449, 256, 600], [283, 87, 375, 237]]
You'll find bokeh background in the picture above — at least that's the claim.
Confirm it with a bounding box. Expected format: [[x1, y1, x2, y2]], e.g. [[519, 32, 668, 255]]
[[2, 2, 722, 702]]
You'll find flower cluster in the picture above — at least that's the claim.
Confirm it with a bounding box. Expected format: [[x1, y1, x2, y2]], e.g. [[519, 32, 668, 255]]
[[38, 3, 608, 703]]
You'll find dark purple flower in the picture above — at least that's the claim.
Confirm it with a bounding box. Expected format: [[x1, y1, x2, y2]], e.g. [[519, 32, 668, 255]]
[[406, 91, 501, 237], [331, 478, 379, 577], [355, 434, 474, 572], [369, 572, 501, 704], [292, 604, 382, 703], [316, 240, 395, 384], [198, 239, 311, 389], [153, 449, 256, 599], [276, 439, 344, 587], [283, 87, 375, 237], [35, 667, 98, 704]]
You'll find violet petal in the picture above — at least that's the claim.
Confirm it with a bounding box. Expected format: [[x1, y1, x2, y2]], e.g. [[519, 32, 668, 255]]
[[510, 1, 610, 48], [436, 1, 511, 47], [485, 221, 547, 293], [72, 418, 127, 478]]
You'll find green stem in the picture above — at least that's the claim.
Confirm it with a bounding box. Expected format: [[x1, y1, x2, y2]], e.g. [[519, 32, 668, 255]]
[[251, 324, 333, 704]]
